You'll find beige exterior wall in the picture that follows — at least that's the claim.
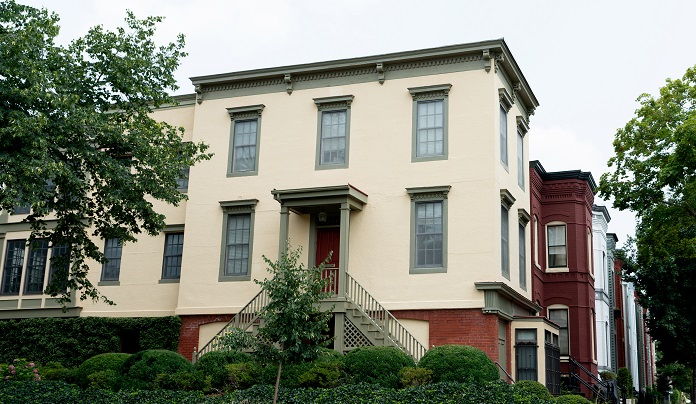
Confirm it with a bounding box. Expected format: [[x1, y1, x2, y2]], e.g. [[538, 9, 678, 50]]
[[511, 317, 560, 386]]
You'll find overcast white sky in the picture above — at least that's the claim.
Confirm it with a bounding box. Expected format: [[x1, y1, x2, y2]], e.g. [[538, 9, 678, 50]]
[[18, 0, 696, 244]]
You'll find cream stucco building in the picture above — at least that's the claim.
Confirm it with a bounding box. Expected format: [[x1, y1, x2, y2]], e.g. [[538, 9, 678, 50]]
[[1, 39, 563, 385]]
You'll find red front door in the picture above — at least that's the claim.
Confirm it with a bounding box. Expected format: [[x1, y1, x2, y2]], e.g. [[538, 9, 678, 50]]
[[316, 227, 340, 295]]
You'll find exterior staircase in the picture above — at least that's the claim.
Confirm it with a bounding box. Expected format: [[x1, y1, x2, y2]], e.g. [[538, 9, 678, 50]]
[[195, 273, 426, 362]]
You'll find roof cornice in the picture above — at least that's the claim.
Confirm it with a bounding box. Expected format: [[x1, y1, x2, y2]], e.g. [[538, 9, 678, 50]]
[[190, 39, 538, 112], [530, 160, 597, 192]]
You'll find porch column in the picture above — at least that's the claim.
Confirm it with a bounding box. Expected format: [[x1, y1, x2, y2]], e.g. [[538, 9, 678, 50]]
[[278, 205, 290, 260], [338, 202, 350, 298]]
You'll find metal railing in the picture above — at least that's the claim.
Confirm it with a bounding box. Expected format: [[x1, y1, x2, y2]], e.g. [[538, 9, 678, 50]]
[[567, 357, 617, 404], [495, 361, 515, 383], [195, 289, 270, 361], [345, 273, 427, 362]]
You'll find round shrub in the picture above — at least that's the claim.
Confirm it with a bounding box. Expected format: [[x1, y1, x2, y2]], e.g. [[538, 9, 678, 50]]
[[555, 394, 593, 404], [417, 345, 498, 383], [343, 346, 415, 388], [399, 366, 433, 387], [122, 350, 193, 389], [513, 380, 554, 401], [226, 362, 262, 390], [75, 353, 130, 388], [194, 350, 253, 390]]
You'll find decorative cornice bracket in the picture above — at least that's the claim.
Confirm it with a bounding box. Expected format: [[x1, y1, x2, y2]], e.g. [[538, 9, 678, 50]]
[[483, 49, 491, 73], [284, 74, 293, 95], [195, 85, 203, 104], [494, 53, 505, 73], [376, 62, 385, 84]]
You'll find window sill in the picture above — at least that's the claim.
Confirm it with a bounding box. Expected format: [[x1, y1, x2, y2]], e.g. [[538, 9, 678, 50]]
[[412, 154, 447, 163], [545, 267, 569, 273], [409, 267, 447, 275], [158, 278, 180, 284], [315, 163, 348, 171], [98, 281, 120, 286], [227, 170, 258, 178], [219, 275, 251, 282]]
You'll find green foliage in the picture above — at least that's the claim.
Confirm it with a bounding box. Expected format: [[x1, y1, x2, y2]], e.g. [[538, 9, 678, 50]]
[[0, 358, 41, 381], [247, 246, 334, 365], [39, 362, 76, 383], [617, 367, 634, 396], [75, 352, 130, 388], [0, 0, 211, 305], [153, 370, 211, 392], [122, 350, 193, 390], [298, 360, 343, 388], [343, 346, 415, 388], [659, 361, 693, 394], [555, 394, 593, 404], [600, 370, 617, 380], [0, 316, 180, 367], [512, 380, 554, 402], [399, 366, 433, 387], [418, 344, 499, 383], [194, 350, 253, 390], [87, 369, 121, 390], [598, 64, 696, 399], [225, 362, 261, 391]]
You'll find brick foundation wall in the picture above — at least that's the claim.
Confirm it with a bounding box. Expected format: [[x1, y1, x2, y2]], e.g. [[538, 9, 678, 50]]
[[390, 308, 501, 363], [178, 314, 233, 361]]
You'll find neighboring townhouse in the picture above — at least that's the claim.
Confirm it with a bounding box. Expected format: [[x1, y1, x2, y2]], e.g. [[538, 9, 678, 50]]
[[529, 161, 597, 396], [593, 205, 612, 373], [0, 39, 552, 382]]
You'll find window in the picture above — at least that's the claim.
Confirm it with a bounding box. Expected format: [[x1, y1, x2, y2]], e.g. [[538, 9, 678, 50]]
[[314, 95, 353, 169], [500, 190, 515, 279], [519, 223, 526, 290], [549, 308, 569, 355], [2, 240, 26, 295], [499, 88, 513, 168], [176, 167, 189, 191], [12, 203, 30, 215], [516, 116, 529, 189], [162, 233, 184, 280], [48, 244, 69, 292], [407, 186, 450, 273], [517, 130, 524, 188], [547, 224, 567, 268], [24, 239, 49, 294], [588, 228, 593, 275], [409, 84, 451, 162], [533, 215, 539, 266], [501, 205, 509, 278], [227, 104, 264, 176], [101, 238, 122, 282], [219, 199, 257, 281], [515, 329, 538, 381]]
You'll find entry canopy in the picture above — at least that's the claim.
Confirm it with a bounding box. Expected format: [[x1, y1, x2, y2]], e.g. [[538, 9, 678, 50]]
[[271, 184, 368, 214]]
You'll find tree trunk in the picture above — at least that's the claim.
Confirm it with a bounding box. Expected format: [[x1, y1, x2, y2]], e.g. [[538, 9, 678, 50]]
[[273, 361, 282, 404], [691, 362, 695, 404]]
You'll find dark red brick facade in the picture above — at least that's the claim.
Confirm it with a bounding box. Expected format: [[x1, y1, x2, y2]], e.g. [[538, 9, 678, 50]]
[[530, 161, 598, 394], [178, 314, 233, 361]]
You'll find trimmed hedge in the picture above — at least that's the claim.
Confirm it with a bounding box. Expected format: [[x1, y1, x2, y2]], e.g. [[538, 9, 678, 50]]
[[194, 350, 253, 390], [75, 353, 130, 388], [0, 380, 558, 403], [0, 316, 181, 367], [122, 350, 194, 390], [556, 394, 593, 404], [343, 346, 415, 388], [418, 344, 499, 383], [512, 380, 554, 402]]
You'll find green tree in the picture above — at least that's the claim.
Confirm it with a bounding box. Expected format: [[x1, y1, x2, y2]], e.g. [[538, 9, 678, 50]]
[[221, 246, 333, 403], [599, 65, 696, 400], [0, 1, 210, 304]]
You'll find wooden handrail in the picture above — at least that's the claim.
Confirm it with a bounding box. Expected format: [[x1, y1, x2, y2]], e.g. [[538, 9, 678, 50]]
[[345, 273, 427, 361], [195, 289, 269, 360]]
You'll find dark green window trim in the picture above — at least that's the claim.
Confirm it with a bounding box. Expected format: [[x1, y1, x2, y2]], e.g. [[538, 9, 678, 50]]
[[219, 199, 258, 282], [314, 95, 353, 170], [406, 185, 450, 274], [227, 105, 264, 177], [517, 116, 529, 191], [409, 84, 451, 162], [499, 88, 513, 170]]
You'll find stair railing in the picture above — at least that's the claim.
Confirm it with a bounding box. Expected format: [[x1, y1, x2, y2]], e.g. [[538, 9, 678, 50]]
[[495, 361, 515, 383], [568, 357, 617, 403], [345, 273, 427, 361], [195, 289, 269, 361]]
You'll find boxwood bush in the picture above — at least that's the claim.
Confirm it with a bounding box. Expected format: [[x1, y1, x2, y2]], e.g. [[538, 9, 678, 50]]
[[194, 350, 253, 390], [418, 344, 499, 383], [75, 352, 130, 388], [513, 380, 554, 401], [343, 346, 415, 388], [121, 350, 194, 390], [556, 394, 593, 404]]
